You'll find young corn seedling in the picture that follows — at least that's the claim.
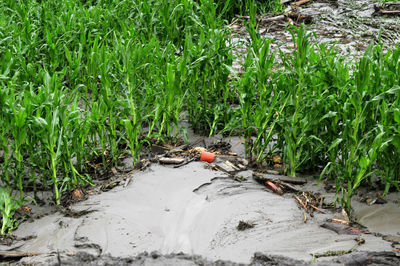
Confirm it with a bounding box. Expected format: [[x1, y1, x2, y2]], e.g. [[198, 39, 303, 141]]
[[59, 98, 89, 187], [43, 107, 63, 205], [0, 186, 21, 235], [90, 101, 108, 168], [10, 105, 28, 200], [0, 121, 11, 189], [278, 25, 314, 177], [236, 0, 259, 158], [122, 98, 142, 167]]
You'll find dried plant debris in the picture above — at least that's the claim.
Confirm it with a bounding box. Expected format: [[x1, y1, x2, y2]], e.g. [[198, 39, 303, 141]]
[[312, 236, 365, 258], [383, 235, 400, 246], [294, 192, 326, 218], [207, 141, 232, 153], [61, 207, 97, 218], [61, 188, 89, 207], [253, 172, 305, 195], [237, 220, 256, 231], [374, 2, 400, 16]]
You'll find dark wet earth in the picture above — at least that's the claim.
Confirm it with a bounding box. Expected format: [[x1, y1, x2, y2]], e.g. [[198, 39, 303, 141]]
[[230, 0, 400, 72], [11, 250, 400, 265]]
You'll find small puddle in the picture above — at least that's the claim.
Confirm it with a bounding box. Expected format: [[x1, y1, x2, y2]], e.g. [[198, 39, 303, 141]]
[[352, 194, 400, 236]]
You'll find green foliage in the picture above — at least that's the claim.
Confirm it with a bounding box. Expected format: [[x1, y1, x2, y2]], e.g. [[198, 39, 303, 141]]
[[0, 0, 236, 232], [0, 187, 20, 235], [215, 0, 282, 21], [229, 20, 400, 213]]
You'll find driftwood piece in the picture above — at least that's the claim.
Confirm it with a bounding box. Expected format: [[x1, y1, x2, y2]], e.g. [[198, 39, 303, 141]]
[[224, 160, 240, 171], [213, 164, 235, 176], [293, 0, 311, 6], [379, 10, 400, 15], [158, 157, 185, 165], [374, 3, 400, 16], [253, 173, 304, 193], [331, 218, 351, 225], [253, 172, 307, 185], [259, 15, 285, 24], [0, 251, 42, 259], [321, 223, 363, 235]]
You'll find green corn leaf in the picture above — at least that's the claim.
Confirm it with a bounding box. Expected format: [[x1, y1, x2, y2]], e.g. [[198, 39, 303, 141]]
[[328, 138, 343, 152], [359, 156, 370, 170], [319, 111, 337, 121]]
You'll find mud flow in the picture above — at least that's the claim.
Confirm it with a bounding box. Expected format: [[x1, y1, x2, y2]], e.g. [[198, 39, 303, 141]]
[[5, 158, 400, 265]]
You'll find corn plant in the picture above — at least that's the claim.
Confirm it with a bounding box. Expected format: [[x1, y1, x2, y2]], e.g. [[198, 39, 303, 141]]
[[121, 98, 142, 167], [0, 186, 20, 235], [10, 105, 28, 200], [216, 0, 282, 21], [277, 25, 315, 177], [0, 118, 11, 189]]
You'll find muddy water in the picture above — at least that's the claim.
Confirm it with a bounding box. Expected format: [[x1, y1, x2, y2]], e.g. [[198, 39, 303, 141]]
[[13, 162, 394, 264], [352, 194, 400, 236]]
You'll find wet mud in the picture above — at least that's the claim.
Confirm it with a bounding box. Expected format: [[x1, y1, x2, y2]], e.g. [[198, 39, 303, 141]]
[[5, 158, 399, 265], [10, 250, 400, 265], [352, 195, 400, 236], [230, 0, 400, 73]]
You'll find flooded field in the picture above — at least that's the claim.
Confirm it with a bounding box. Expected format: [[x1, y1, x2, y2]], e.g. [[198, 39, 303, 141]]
[[1, 0, 400, 265], [4, 138, 400, 265]]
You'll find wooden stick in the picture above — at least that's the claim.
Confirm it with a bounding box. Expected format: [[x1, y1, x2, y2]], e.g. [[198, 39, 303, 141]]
[[380, 10, 400, 15], [319, 196, 324, 207], [224, 160, 239, 171], [309, 204, 326, 214], [158, 157, 185, 164], [293, 0, 311, 6], [279, 181, 301, 192], [214, 164, 234, 176], [259, 15, 285, 23], [0, 251, 42, 257], [294, 195, 308, 212], [331, 218, 350, 226]]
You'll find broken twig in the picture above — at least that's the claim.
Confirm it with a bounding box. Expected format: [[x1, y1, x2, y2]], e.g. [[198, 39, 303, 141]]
[[309, 204, 326, 214], [293, 0, 311, 6], [294, 194, 308, 212]]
